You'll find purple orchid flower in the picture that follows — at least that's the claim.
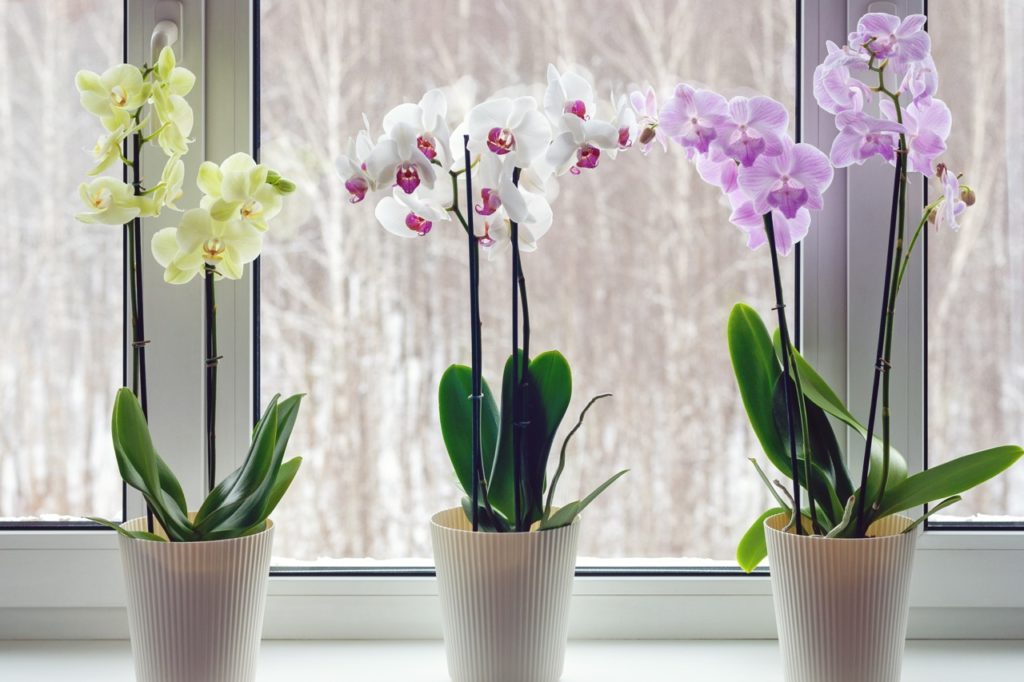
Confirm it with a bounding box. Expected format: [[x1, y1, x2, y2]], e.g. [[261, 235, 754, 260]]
[[813, 41, 873, 115], [715, 95, 789, 167], [659, 84, 728, 156], [728, 190, 811, 257], [879, 98, 950, 176], [829, 110, 906, 167], [899, 54, 939, 105], [737, 137, 834, 220], [696, 149, 739, 194], [934, 164, 967, 231], [849, 13, 931, 69], [629, 86, 669, 154]]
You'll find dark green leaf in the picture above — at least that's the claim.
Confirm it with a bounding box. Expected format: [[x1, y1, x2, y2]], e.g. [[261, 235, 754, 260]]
[[460, 496, 511, 532], [86, 516, 167, 542], [902, 495, 961, 534]]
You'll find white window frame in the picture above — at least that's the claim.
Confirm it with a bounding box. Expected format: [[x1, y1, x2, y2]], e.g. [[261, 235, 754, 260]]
[[1, 0, 1022, 641]]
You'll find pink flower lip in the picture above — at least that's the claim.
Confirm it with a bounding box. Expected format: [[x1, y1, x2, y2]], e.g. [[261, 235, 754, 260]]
[[767, 179, 810, 220], [486, 127, 516, 155], [395, 163, 421, 194], [475, 187, 502, 216], [564, 99, 588, 119], [404, 212, 432, 236], [477, 222, 495, 247], [416, 135, 438, 161], [575, 144, 601, 170], [344, 176, 369, 203], [618, 126, 632, 149]]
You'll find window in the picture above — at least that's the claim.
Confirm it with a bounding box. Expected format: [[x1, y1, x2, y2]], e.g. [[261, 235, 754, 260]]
[[926, 0, 1024, 523], [0, 0, 123, 522], [2, 0, 1022, 642]]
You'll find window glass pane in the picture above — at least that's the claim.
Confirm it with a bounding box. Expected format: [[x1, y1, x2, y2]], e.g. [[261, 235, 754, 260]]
[[259, 0, 796, 562], [928, 0, 1024, 521], [0, 0, 123, 521]]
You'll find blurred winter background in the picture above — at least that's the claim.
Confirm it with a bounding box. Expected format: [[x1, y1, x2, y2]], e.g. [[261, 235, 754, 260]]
[[1, 0, 1020, 563]]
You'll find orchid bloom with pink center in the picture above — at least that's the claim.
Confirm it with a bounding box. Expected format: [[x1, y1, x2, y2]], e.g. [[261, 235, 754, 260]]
[[659, 84, 728, 156], [545, 112, 620, 176], [477, 189, 553, 261], [828, 110, 906, 167], [879, 98, 950, 176], [813, 41, 873, 115], [715, 95, 789, 167], [628, 86, 668, 154], [336, 122, 376, 204], [737, 137, 833, 220], [373, 183, 451, 239], [849, 13, 930, 69], [933, 164, 967, 232], [543, 64, 596, 129], [728, 190, 811, 257], [364, 121, 437, 195], [467, 96, 551, 168], [469, 154, 532, 224], [611, 93, 639, 156], [381, 88, 451, 166]]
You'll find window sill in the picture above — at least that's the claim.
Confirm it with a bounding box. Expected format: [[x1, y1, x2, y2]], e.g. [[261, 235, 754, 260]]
[[2, 640, 1022, 681]]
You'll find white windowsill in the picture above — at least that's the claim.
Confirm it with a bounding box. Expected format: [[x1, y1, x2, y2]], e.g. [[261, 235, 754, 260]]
[[1, 640, 1022, 681]]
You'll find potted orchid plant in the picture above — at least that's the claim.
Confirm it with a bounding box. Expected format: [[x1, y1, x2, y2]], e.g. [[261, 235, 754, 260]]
[[649, 12, 1023, 682], [340, 65, 631, 682], [75, 47, 300, 682]]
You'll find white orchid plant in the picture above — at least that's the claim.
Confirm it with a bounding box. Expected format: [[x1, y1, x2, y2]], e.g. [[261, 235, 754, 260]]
[[341, 65, 666, 532], [75, 48, 301, 542]]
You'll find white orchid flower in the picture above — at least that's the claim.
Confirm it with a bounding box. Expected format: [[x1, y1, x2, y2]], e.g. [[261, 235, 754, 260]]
[[152, 46, 196, 99], [608, 92, 639, 159], [545, 112, 620, 176], [198, 152, 283, 232], [336, 118, 377, 204], [543, 64, 596, 130], [373, 183, 452, 238], [478, 189, 553, 261], [151, 208, 263, 284], [364, 121, 438, 195], [76, 177, 141, 225], [75, 64, 148, 131], [152, 92, 194, 157], [466, 96, 551, 168], [88, 119, 143, 175], [382, 89, 451, 167], [469, 154, 532, 224]]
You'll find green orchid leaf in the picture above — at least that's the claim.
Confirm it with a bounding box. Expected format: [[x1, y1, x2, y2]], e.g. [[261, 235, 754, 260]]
[[460, 496, 511, 533], [727, 304, 790, 477], [86, 516, 167, 542], [438, 364, 500, 506], [539, 469, 628, 530], [200, 395, 304, 537], [902, 495, 962, 534], [877, 445, 1024, 517], [736, 507, 785, 573], [260, 456, 302, 520]]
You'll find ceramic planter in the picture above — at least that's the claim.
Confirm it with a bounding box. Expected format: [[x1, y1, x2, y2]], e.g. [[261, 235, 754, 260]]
[[764, 512, 919, 682], [430, 507, 581, 682], [118, 516, 275, 682]]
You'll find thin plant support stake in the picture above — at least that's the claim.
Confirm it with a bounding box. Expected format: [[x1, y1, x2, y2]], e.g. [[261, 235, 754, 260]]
[[762, 212, 803, 534], [463, 136, 483, 532], [855, 152, 905, 534], [204, 263, 219, 493], [509, 167, 529, 531]]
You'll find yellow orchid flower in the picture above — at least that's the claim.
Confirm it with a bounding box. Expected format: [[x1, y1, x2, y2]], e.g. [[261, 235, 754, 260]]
[[75, 177, 142, 225], [151, 208, 263, 284], [197, 153, 283, 232], [75, 64, 148, 131], [87, 119, 144, 176]]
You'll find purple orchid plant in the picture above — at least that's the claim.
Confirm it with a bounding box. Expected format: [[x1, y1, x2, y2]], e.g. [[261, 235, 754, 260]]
[[645, 11, 1021, 569]]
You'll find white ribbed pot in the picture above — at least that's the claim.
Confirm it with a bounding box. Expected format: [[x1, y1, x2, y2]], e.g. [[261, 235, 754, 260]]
[[430, 507, 581, 682], [765, 512, 919, 682], [118, 516, 275, 682]]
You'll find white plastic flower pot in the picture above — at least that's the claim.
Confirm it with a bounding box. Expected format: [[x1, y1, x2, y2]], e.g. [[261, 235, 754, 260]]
[[764, 512, 919, 682], [430, 507, 581, 682], [118, 516, 275, 682]]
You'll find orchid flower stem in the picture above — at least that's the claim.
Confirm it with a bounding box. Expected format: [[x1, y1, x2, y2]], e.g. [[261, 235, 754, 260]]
[[462, 136, 483, 532], [762, 213, 803, 535], [204, 263, 218, 494], [895, 198, 941, 296], [127, 131, 153, 533], [855, 150, 905, 535]]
